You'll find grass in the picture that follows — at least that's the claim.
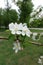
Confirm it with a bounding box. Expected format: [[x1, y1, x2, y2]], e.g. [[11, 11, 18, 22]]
[[0, 29, 43, 65]]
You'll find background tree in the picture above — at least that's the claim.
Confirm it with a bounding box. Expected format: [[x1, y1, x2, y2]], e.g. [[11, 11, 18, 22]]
[[29, 6, 43, 28], [4, 0, 11, 27], [13, 0, 33, 26], [2, 9, 18, 28], [0, 8, 3, 27], [9, 9, 18, 23], [0, 0, 18, 28]]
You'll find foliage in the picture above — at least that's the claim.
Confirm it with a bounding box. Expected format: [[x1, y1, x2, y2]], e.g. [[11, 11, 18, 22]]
[[19, 0, 33, 27], [39, 18, 43, 27], [0, 8, 18, 28], [13, 0, 33, 26], [9, 9, 18, 23], [30, 17, 43, 28], [30, 19, 40, 28], [0, 8, 3, 27], [29, 6, 43, 28]]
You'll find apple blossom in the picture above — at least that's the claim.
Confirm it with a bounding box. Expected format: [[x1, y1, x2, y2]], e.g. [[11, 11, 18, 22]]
[[13, 40, 22, 53], [9, 22, 31, 37], [9, 23, 21, 35], [22, 25, 31, 37]]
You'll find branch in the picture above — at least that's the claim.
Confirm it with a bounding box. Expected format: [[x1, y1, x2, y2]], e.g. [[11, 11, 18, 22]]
[[0, 37, 8, 40], [29, 41, 43, 46], [0, 37, 43, 46]]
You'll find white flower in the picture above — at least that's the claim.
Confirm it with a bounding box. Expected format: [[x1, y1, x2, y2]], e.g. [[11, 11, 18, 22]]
[[9, 23, 21, 35], [22, 25, 31, 37], [38, 58, 42, 64], [13, 41, 21, 53]]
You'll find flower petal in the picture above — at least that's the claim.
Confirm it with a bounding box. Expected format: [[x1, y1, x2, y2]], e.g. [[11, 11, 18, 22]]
[[14, 23, 18, 28], [26, 32, 30, 37], [16, 31, 21, 35], [9, 23, 15, 31], [13, 47, 16, 50], [22, 31, 25, 36], [11, 30, 15, 34], [23, 23, 27, 26], [38, 58, 42, 64], [18, 23, 23, 30], [26, 29, 31, 37], [15, 49, 18, 53]]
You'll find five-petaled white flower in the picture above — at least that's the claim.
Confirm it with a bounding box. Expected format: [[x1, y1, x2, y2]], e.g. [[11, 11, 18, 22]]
[[9, 23, 21, 35], [22, 25, 31, 37]]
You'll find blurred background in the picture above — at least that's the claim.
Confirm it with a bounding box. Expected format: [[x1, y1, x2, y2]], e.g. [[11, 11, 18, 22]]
[[0, 0, 43, 28]]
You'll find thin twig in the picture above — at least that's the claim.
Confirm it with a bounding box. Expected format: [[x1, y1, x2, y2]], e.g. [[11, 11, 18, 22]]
[[29, 41, 43, 46], [0, 37, 8, 40]]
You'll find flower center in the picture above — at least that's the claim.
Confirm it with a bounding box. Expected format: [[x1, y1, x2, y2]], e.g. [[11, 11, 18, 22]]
[[24, 29, 28, 32], [15, 28, 18, 31]]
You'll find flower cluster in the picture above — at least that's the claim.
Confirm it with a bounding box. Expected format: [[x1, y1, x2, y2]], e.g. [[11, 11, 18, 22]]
[[9, 22, 31, 37]]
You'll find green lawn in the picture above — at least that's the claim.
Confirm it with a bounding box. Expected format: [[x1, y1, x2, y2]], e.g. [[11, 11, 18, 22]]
[[0, 29, 43, 65]]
